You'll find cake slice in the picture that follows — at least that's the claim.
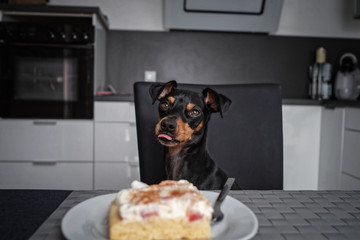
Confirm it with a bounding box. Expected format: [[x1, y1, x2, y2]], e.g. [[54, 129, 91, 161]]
[[109, 180, 213, 240]]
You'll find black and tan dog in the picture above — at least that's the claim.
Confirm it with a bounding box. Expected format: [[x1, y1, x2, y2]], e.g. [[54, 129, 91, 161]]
[[150, 80, 241, 190]]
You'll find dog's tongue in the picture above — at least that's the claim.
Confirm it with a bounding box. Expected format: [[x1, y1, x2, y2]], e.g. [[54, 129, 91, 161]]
[[158, 134, 172, 141]]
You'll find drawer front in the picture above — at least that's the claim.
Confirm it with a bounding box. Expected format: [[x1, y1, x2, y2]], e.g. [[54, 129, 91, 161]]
[[0, 162, 93, 190], [95, 102, 136, 122], [95, 123, 138, 162], [342, 130, 360, 178], [345, 108, 360, 130], [341, 173, 360, 190], [0, 120, 93, 161], [94, 162, 140, 190]]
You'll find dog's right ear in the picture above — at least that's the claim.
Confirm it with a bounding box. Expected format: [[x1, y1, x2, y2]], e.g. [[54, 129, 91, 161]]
[[149, 80, 177, 104]]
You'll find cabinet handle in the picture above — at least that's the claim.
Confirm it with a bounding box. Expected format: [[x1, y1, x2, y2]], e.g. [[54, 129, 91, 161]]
[[32, 161, 57, 166], [129, 161, 139, 167], [33, 121, 57, 125]]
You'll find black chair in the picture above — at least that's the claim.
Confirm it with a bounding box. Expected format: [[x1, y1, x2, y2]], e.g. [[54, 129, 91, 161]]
[[134, 82, 283, 190]]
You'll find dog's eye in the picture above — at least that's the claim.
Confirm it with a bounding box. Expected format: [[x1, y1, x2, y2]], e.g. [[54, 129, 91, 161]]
[[160, 102, 170, 111], [188, 109, 200, 117]]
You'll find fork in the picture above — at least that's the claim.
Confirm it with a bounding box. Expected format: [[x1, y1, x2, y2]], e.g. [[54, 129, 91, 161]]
[[211, 178, 235, 225]]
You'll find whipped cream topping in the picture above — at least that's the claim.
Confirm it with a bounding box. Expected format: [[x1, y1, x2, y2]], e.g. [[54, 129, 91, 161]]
[[115, 180, 213, 222]]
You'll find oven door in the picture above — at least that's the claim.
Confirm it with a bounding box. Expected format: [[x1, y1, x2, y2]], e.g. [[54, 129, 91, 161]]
[[0, 43, 93, 119]]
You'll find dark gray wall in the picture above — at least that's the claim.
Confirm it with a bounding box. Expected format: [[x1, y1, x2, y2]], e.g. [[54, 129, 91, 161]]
[[106, 30, 360, 98]]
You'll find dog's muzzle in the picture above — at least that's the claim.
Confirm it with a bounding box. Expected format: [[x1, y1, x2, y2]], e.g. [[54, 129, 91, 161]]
[[160, 118, 177, 133], [157, 117, 181, 146]]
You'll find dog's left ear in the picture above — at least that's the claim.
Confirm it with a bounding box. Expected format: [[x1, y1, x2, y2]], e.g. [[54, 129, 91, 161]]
[[149, 80, 177, 104], [202, 88, 232, 118]]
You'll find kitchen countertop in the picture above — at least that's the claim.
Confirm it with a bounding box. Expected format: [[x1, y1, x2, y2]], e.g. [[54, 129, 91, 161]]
[[283, 99, 360, 108], [94, 94, 134, 102], [95, 95, 360, 108]]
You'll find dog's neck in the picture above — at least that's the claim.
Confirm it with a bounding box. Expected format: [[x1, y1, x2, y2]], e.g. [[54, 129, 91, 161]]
[[165, 130, 209, 180]]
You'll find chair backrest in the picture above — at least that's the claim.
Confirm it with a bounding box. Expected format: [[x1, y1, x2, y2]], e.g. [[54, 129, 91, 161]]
[[134, 82, 283, 190]]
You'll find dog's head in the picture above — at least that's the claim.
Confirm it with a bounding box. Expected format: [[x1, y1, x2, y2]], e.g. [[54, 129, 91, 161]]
[[150, 80, 231, 148]]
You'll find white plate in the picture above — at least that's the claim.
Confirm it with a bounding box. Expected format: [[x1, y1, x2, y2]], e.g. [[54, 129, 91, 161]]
[[61, 191, 258, 240]]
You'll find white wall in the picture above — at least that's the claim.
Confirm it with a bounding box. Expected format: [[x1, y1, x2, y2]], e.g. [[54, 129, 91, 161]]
[[49, 0, 164, 31], [50, 0, 360, 38], [275, 0, 360, 39]]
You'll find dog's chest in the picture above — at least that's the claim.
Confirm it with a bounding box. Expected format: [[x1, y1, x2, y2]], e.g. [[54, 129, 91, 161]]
[[165, 151, 206, 180], [166, 154, 184, 179]]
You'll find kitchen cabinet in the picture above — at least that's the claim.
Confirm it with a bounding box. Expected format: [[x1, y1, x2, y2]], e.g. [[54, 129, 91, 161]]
[[282, 105, 322, 190], [318, 107, 360, 190], [94, 101, 140, 190], [318, 107, 344, 190], [94, 162, 139, 190], [284, 105, 360, 190], [0, 119, 93, 189], [341, 108, 360, 190], [341, 173, 360, 190], [0, 120, 93, 161], [0, 162, 92, 190], [95, 123, 137, 162], [0, 102, 140, 190]]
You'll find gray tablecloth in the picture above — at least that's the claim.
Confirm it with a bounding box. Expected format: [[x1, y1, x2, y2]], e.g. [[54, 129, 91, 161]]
[[30, 190, 360, 240]]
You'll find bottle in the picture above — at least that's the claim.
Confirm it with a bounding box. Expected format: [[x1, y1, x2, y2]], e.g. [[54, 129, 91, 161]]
[[309, 47, 332, 100]]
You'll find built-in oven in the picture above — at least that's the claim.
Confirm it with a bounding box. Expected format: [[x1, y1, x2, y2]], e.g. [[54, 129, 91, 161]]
[[0, 22, 94, 119]]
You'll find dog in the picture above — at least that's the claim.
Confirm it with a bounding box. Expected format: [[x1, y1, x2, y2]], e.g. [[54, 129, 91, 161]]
[[150, 80, 241, 190]]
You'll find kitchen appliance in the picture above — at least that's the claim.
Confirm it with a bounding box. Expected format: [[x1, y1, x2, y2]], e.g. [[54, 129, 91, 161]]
[[165, 0, 283, 33], [334, 53, 360, 101], [309, 47, 332, 100], [0, 21, 94, 119]]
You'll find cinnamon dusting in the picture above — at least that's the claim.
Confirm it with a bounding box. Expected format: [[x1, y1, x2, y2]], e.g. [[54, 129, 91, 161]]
[[127, 180, 204, 205]]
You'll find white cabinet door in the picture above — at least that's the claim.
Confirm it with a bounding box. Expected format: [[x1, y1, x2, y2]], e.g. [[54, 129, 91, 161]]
[[345, 107, 360, 130], [0, 120, 93, 161], [341, 173, 360, 190], [318, 108, 344, 190], [94, 101, 140, 190], [282, 105, 322, 190], [94, 101, 138, 162], [95, 101, 136, 123], [95, 122, 138, 162], [340, 108, 360, 190], [94, 162, 140, 190], [0, 162, 93, 190], [342, 130, 360, 179]]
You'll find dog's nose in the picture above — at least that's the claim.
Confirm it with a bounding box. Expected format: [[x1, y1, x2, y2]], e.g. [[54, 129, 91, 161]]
[[161, 118, 177, 132]]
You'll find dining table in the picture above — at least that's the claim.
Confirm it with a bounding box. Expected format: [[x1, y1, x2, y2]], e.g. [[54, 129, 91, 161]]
[[1, 189, 360, 240]]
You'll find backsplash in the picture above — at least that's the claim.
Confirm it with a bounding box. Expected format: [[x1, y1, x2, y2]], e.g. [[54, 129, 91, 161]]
[[106, 30, 360, 99]]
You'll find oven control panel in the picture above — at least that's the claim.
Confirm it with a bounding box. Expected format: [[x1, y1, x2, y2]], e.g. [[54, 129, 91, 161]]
[[0, 22, 94, 44]]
